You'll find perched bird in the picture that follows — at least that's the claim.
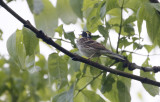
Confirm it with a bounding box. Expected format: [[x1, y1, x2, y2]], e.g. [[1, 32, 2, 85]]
[[76, 31, 125, 61]]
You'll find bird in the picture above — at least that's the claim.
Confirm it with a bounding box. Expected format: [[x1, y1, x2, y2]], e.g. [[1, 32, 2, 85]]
[[76, 31, 125, 61]]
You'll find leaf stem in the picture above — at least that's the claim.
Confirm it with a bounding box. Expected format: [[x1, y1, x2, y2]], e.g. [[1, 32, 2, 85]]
[[52, 38, 71, 43], [116, 0, 124, 54], [74, 72, 103, 97]]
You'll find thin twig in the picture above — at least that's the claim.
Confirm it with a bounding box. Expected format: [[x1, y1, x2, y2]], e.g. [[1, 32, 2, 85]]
[[74, 72, 103, 97], [123, 50, 160, 56], [52, 38, 71, 43], [116, 0, 124, 54], [1, 0, 160, 86]]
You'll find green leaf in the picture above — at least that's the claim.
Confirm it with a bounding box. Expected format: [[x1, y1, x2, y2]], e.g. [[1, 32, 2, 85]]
[[107, 8, 121, 17], [123, 24, 135, 36], [53, 85, 74, 102], [86, 4, 102, 32], [117, 80, 131, 102], [76, 77, 92, 90], [101, 74, 115, 93], [22, 27, 39, 56], [133, 42, 143, 50], [124, 0, 141, 12], [55, 24, 64, 37], [119, 37, 132, 48], [74, 90, 105, 102], [64, 31, 76, 47], [25, 55, 35, 69], [70, 0, 83, 19], [102, 70, 131, 102], [140, 58, 159, 96], [7, 30, 26, 69], [34, 0, 58, 37], [57, 0, 77, 24], [123, 15, 136, 25], [0, 71, 7, 86], [68, 57, 81, 74], [106, 0, 119, 12], [140, 71, 159, 96], [98, 25, 109, 39], [151, 3, 160, 12], [142, 3, 160, 46], [36, 54, 47, 69], [100, 1, 106, 19], [48, 53, 68, 89], [0, 29, 2, 40], [26, 0, 44, 14], [91, 35, 101, 40], [136, 5, 144, 34], [82, 0, 98, 11], [144, 45, 154, 53]]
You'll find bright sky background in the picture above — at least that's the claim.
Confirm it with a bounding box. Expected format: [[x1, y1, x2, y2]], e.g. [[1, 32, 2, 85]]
[[0, 0, 160, 102]]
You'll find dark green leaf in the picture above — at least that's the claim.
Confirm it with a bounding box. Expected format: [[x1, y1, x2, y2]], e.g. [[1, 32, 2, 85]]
[[133, 42, 143, 50], [53, 85, 74, 102], [119, 37, 132, 48], [102, 68, 131, 102], [101, 74, 115, 93], [91, 35, 101, 40], [123, 24, 135, 36], [98, 25, 109, 39], [48, 53, 68, 89], [64, 31, 76, 47], [70, 0, 83, 19], [117, 81, 131, 102], [140, 71, 159, 96], [34, 0, 58, 37]]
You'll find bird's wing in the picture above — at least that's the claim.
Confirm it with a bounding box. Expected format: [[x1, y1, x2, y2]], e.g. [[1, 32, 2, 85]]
[[83, 39, 107, 50]]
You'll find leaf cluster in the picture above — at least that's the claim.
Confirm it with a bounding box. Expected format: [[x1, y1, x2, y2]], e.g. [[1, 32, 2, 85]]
[[0, 0, 160, 102]]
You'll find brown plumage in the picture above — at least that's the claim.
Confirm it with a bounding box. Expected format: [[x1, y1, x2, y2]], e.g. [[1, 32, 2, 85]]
[[76, 31, 125, 60]]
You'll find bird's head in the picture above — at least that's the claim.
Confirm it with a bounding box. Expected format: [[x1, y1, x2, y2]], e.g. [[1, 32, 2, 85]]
[[80, 31, 92, 38]]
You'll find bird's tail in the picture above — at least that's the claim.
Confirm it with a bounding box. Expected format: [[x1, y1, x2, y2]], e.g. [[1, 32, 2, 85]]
[[101, 50, 125, 61]]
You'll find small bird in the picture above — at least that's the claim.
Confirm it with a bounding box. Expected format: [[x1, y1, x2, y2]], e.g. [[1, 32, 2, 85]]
[[76, 31, 125, 61]]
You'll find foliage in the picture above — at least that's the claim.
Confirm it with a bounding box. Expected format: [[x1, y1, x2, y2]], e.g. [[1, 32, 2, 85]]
[[0, 0, 160, 102]]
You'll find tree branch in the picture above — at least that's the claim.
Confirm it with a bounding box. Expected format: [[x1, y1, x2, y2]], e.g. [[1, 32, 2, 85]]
[[1, 0, 160, 87]]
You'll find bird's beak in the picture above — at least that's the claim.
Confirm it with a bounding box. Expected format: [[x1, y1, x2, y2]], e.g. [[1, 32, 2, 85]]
[[79, 34, 82, 38]]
